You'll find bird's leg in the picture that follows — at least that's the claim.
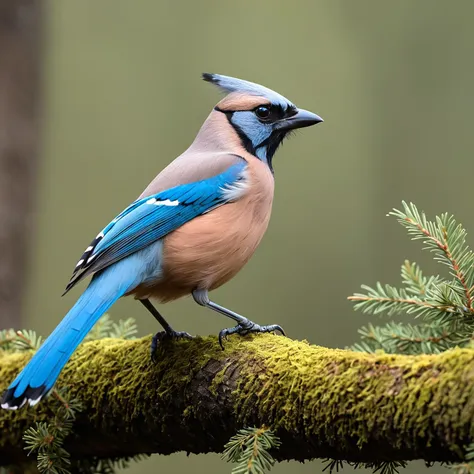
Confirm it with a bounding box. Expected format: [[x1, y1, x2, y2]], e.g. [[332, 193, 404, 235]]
[[192, 289, 285, 349], [139, 299, 193, 361]]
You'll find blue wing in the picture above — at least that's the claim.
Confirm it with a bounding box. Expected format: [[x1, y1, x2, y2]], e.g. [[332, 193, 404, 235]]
[[64, 162, 248, 293]]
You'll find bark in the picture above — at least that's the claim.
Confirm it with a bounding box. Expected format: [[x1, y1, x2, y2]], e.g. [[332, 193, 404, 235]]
[[0, 0, 42, 329], [0, 334, 473, 466]]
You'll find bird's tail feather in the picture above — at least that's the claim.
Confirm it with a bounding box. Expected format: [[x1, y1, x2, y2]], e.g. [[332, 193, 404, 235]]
[[1, 269, 135, 410]]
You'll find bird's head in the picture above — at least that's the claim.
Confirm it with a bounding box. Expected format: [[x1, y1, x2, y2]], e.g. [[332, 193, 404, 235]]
[[203, 73, 323, 171]]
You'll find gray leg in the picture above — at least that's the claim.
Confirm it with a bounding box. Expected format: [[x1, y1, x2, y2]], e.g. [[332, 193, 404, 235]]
[[140, 299, 193, 361], [192, 289, 285, 349]]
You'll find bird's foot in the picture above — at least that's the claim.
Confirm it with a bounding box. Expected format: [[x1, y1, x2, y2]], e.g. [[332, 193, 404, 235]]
[[218, 320, 285, 349], [150, 330, 193, 362]]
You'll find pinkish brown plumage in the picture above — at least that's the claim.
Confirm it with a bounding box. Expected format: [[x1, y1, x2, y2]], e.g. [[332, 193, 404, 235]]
[[134, 108, 275, 302], [135, 154, 274, 302]]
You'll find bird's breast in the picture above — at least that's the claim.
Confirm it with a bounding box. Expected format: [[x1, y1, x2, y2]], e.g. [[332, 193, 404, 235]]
[[140, 159, 274, 302]]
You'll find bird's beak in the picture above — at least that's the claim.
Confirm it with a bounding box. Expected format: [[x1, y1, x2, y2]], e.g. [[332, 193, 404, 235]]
[[275, 108, 323, 131]]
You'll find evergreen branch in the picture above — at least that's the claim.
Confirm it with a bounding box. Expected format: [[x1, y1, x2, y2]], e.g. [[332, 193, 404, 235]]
[[323, 460, 407, 474], [348, 283, 445, 317], [0, 329, 16, 350], [385, 328, 452, 354], [23, 423, 59, 455], [452, 464, 474, 474], [322, 459, 346, 473], [368, 461, 407, 474], [85, 315, 137, 342], [390, 331, 449, 345], [400, 261, 440, 296], [108, 318, 137, 340], [390, 202, 474, 312], [223, 427, 280, 474], [1, 335, 474, 465], [349, 293, 437, 311], [451, 444, 474, 474], [350, 202, 474, 357], [12, 330, 43, 352], [0, 330, 42, 353], [401, 260, 428, 294], [351, 322, 453, 354], [84, 315, 114, 342], [443, 234, 474, 311], [23, 398, 74, 474]]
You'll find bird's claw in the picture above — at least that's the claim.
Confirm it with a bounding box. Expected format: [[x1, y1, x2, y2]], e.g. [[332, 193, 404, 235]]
[[218, 321, 285, 350], [150, 330, 193, 362]]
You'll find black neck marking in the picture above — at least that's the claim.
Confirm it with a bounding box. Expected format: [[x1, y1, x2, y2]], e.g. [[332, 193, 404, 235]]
[[214, 106, 257, 157]]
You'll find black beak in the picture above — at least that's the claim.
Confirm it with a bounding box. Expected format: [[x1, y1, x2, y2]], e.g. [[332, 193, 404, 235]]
[[275, 108, 323, 131]]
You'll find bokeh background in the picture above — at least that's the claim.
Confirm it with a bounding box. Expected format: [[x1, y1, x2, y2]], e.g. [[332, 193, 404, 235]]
[[3, 1, 474, 473]]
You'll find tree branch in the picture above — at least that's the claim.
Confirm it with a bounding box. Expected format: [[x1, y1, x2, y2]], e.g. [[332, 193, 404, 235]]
[[1, 334, 473, 466]]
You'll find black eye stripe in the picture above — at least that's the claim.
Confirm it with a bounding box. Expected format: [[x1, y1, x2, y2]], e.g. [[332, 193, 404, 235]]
[[253, 104, 285, 123], [214, 104, 296, 123]]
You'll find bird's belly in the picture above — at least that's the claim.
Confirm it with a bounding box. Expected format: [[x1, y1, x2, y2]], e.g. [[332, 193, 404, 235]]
[[135, 199, 271, 302]]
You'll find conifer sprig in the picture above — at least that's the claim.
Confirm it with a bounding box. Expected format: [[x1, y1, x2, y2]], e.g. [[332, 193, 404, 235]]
[[84, 314, 137, 341], [0, 329, 44, 352], [350, 283, 440, 317], [323, 459, 407, 474], [349, 202, 474, 355], [390, 202, 474, 312], [222, 427, 281, 474], [401, 260, 429, 294]]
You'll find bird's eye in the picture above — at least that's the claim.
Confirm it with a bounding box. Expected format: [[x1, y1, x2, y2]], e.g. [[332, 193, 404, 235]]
[[255, 106, 271, 120]]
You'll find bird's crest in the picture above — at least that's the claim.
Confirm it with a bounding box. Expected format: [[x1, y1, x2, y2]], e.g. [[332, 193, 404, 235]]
[[202, 73, 293, 109]]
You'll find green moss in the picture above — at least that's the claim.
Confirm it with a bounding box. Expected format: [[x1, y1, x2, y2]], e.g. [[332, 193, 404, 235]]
[[222, 336, 474, 458], [1, 334, 474, 463]]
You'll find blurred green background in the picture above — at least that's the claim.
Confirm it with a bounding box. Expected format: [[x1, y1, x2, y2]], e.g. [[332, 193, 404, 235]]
[[19, 0, 474, 472]]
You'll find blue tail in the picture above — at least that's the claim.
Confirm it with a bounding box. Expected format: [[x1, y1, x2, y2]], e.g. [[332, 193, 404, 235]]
[[1, 265, 138, 410]]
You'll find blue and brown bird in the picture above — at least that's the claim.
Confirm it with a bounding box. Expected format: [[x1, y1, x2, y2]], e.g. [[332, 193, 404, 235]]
[[1, 73, 323, 409]]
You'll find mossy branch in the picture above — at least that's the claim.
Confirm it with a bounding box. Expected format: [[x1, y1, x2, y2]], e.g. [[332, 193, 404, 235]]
[[1, 334, 474, 466]]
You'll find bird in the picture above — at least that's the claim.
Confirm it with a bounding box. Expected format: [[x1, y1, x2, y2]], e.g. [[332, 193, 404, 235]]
[[1, 73, 323, 410]]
